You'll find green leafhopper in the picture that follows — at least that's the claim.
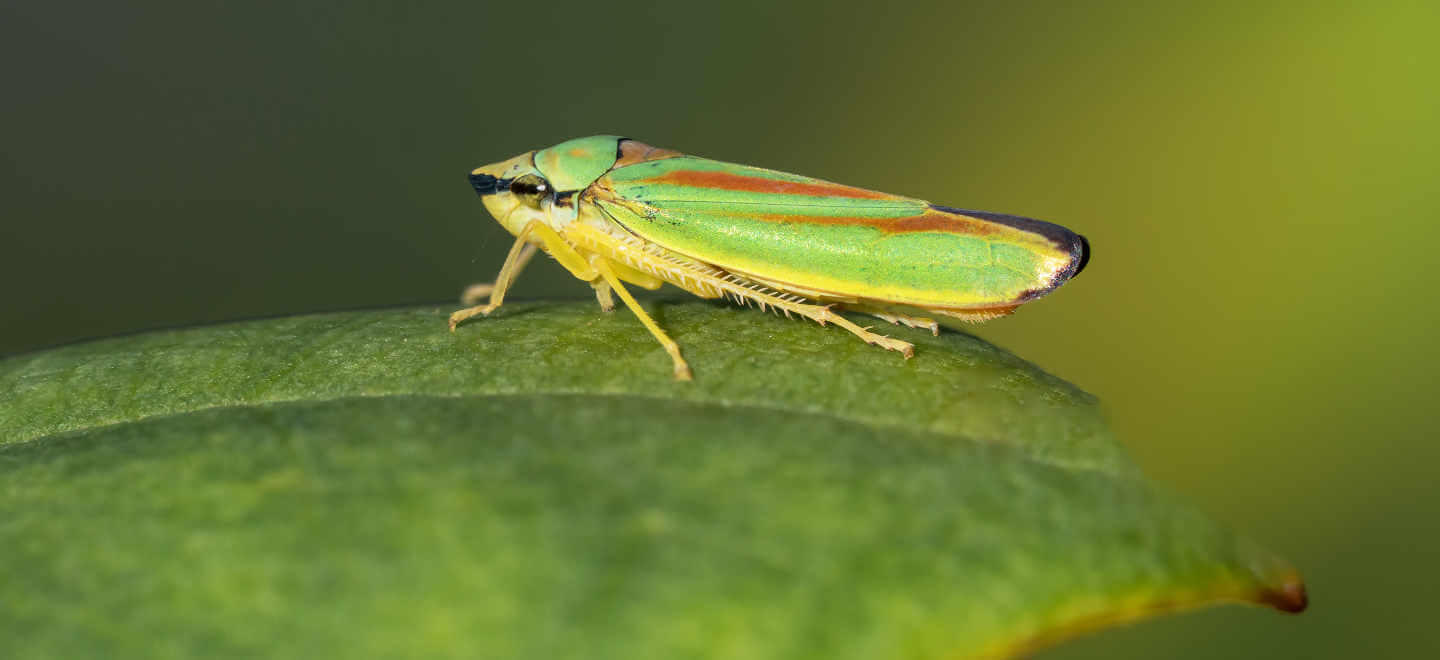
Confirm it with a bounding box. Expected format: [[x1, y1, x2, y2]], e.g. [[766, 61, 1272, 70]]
[[454, 136, 1089, 380]]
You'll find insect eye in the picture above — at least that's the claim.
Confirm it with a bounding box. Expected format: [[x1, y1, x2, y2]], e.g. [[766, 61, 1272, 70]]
[[509, 174, 551, 209]]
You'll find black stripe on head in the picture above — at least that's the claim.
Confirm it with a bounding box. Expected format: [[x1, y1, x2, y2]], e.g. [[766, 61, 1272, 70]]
[[468, 172, 508, 196]]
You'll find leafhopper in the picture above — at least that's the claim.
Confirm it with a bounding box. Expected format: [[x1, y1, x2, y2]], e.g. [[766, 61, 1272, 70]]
[[454, 136, 1089, 380]]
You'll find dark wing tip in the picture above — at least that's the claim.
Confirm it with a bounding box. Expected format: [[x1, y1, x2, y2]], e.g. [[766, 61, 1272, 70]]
[[931, 204, 1090, 280], [1049, 231, 1089, 291], [930, 205, 1090, 302]]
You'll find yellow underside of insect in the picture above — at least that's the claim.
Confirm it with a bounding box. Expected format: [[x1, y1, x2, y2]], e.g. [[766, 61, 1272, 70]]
[[450, 209, 1006, 381]]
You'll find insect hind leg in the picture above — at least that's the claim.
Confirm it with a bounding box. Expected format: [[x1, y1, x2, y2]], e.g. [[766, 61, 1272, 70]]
[[565, 222, 914, 359], [791, 304, 915, 357], [842, 303, 940, 336], [721, 289, 915, 357]]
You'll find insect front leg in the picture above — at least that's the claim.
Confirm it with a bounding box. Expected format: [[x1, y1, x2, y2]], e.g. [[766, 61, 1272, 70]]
[[460, 243, 539, 306], [450, 220, 598, 331]]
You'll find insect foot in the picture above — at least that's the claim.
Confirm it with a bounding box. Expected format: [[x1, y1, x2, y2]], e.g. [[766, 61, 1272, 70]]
[[869, 334, 915, 359], [448, 305, 497, 332]]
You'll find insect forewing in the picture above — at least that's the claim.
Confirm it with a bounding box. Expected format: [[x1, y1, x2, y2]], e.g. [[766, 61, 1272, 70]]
[[588, 153, 1087, 309]]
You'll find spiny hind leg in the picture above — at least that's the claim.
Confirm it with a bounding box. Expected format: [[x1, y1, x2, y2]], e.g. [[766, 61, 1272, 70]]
[[843, 304, 940, 336], [564, 222, 909, 360], [626, 256, 914, 358], [789, 304, 915, 358], [450, 221, 597, 330], [716, 289, 914, 358], [591, 256, 692, 381]]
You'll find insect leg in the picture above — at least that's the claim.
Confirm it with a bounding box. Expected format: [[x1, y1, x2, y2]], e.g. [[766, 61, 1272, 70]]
[[450, 225, 540, 330], [590, 280, 615, 312], [786, 304, 915, 358], [591, 254, 664, 312], [604, 259, 665, 290], [564, 223, 914, 359], [705, 277, 916, 358], [842, 304, 940, 336], [460, 243, 539, 306], [450, 220, 599, 330], [591, 256, 693, 381]]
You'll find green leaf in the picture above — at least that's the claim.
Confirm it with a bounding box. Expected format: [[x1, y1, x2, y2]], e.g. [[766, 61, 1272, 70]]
[[0, 302, 1303, 659]]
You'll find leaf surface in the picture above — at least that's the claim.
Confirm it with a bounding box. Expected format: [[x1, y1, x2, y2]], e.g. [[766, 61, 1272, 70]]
[[0, 302, 1304, 659]]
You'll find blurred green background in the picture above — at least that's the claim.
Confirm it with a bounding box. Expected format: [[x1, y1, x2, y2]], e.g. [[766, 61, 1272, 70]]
[[2, 0, 1435, 657]]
